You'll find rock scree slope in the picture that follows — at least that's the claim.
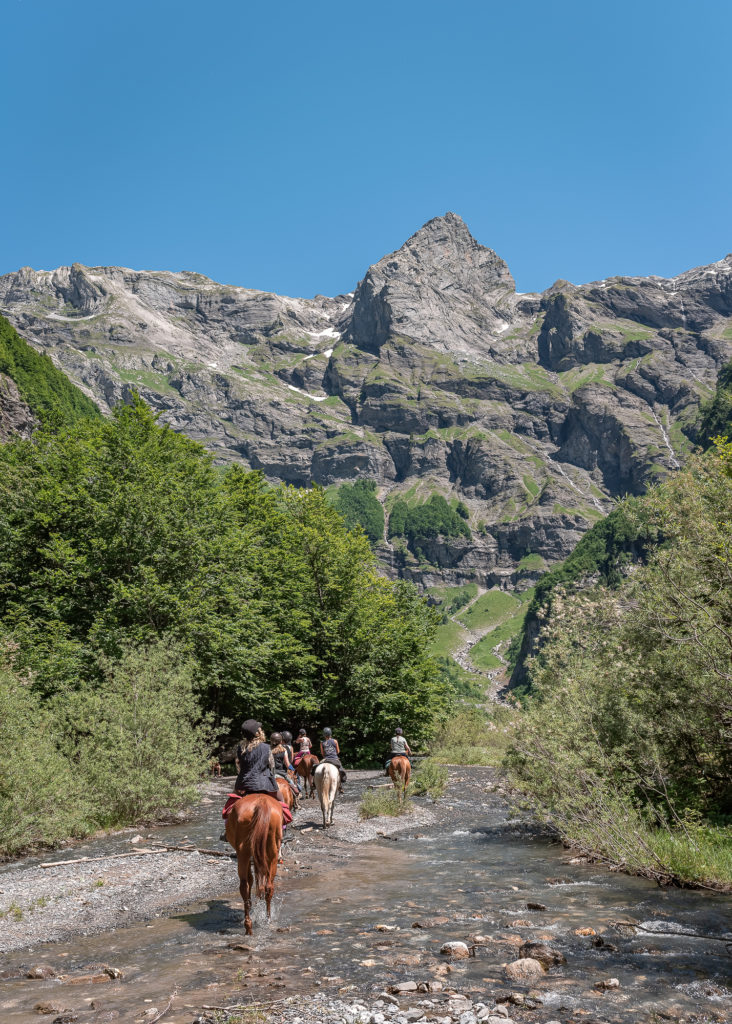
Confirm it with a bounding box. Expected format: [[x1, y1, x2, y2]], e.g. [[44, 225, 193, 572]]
[[2, 212, 731, 587]]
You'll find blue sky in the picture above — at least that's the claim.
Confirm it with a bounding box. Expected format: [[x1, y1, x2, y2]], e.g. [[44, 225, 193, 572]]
[[2, 0, 730, 297]]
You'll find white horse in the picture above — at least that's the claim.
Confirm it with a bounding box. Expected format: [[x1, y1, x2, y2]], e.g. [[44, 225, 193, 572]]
[[314, 762, 339, 828]]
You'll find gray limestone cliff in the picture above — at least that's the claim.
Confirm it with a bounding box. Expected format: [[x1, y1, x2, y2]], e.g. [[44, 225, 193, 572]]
[[1, 215, 730, 588]]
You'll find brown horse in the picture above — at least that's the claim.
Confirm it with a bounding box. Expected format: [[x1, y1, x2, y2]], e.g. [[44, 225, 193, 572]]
[[225, 794, 282, 934], [276, 775, 297, 811], [295, 753, 319, 798], [389, 755, 411, 801]]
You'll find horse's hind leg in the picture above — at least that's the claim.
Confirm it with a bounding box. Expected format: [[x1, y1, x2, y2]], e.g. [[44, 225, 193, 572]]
[[240, 858, 253, 935]]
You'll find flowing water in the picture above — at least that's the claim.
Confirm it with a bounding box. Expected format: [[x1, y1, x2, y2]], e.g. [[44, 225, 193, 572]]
[[1, 770, 730, 1023]]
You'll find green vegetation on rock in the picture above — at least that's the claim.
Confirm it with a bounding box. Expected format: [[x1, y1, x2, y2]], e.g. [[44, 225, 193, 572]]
[[0, 314, 99, 424], [388, 493, 471, 559], [331, 478, 385, 543]]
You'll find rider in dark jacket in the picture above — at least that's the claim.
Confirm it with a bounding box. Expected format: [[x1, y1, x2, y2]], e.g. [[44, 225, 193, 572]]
[[234, 719, 279, 797]]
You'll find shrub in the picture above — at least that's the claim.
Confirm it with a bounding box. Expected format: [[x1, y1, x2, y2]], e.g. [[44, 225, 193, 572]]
[[55, 643, 210, 828], [0, 647, 91, 857], [410, 758, 448, 799], [431, 706, 520, 766], [360, 788, 410, 819]]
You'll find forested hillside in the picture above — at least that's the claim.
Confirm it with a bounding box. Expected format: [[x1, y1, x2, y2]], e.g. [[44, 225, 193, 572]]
[[0, 399, 446, 855]]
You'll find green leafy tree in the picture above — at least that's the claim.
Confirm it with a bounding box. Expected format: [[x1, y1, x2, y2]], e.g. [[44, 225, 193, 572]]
[[332, 478, 385, 543]]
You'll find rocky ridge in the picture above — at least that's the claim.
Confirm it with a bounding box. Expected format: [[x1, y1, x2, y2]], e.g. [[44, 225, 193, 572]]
[[1, 212, 730, 587]]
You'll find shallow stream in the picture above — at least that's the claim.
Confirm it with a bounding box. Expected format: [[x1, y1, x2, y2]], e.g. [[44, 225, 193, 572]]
[[1, 769, 730, 1023]]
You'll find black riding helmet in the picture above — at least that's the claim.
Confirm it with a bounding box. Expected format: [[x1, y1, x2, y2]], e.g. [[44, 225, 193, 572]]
[[323, 727, 332, 738], [241, 718, 261, 739], [298, 728, 307, 737], [282, 730, 293, 744], [270, 731, 283, 746]]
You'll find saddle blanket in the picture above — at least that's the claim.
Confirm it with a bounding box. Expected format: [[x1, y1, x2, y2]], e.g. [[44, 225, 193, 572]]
[[222, 792, 293, 824]]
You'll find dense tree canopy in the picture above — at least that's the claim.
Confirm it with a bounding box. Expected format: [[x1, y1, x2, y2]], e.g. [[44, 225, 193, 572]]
[[388, 494, 471, 558], [0, 399, 447, 764], [331, 478, 385, 544]]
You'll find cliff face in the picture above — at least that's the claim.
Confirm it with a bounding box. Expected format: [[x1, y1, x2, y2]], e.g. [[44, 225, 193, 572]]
[[1, 215, 730, 587]]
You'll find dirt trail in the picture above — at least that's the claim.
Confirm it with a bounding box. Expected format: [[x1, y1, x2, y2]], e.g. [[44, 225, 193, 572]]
[[449, 589, 511, 702]]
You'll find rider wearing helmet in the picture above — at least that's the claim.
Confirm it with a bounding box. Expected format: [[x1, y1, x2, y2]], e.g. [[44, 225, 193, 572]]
[[385, 726, 412, 775], [319, 727, 346, 786], [281, 729, 302, 795], [270, 731, 300, 801]]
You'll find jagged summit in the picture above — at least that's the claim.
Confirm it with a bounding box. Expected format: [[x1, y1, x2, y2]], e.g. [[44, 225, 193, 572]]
[[1, 220, 731, 590], [347, 213, 516, 357]]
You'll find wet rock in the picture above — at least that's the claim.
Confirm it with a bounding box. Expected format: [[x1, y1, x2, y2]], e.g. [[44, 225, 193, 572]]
[[525, 902, 546, 911], [34, 1005, 69, 1017], [27, 966, 58, 979], [518, 941, 566, 968], [486, 1007, 510, 1019], [505, 919, 531, 927], [594, 977, 620, 990], [51, 1015, 78, 1024], [504, 957, 545, 981], [388, 982, 418, 994], [574, 927, 596, 936], [138, 1009, 160, 1022], [59, 972, 112, 985], [375, 924, 399, 932], [412, 917, 450, 928], [440, 941, 471, 959], [591, 936, 618, 951]]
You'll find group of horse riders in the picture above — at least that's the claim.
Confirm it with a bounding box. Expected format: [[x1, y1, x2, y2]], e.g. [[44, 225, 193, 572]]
[[225, 718, 412, 844], [222, 719, 413, 932]]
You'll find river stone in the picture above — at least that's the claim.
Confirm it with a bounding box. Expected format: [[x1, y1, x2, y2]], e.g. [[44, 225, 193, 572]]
[[27, 966, 57, 979], [525, 901, 546, 911], [440, 941, 470, 958], [388, 982, 418, 994], [504, 957, 545, 981], [33, 1005, 68, 1017], [518, 941, 567, 968], [412, 917, 450, 928], [594, 977, 620, 990], [487, 1008, 510, 1019]]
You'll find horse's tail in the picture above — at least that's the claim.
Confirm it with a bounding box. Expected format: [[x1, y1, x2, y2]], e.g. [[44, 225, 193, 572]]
[[250, 797, 277, 898]]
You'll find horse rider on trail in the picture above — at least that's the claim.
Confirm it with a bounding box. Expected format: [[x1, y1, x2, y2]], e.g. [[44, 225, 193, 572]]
[[385, 726, 412, 775], [319, 727, 347, 787], [270, 732, 300, 806], [281, 730, 302, 796], [225, 719, 292, 856]]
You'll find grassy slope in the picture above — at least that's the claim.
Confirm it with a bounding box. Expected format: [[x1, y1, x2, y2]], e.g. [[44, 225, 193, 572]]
[[0, 315, 99, 425]]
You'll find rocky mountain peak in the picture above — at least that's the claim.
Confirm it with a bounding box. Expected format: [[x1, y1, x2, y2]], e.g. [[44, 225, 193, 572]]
[[347, 213, 516, 358], [1, 218, 731, 592]]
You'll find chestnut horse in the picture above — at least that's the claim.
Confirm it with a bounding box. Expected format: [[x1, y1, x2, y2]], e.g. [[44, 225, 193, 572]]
[[276, 775, 297, 811], [295, 752, 319, 798], [225, 794, 282, 934], [389, 755, 411, 801]]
